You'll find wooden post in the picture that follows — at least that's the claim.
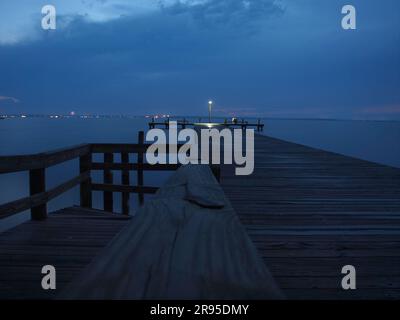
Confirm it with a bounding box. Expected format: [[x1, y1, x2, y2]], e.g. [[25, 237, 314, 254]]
[[137, 131, 145, 205], [103, 153, 114, 212], [80, 153, 92, 208], [121, 152, 130, 215], [29, 168, 47, 220]]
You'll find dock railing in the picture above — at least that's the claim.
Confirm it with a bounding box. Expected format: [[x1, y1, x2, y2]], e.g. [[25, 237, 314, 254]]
[[0, 131, 220, 221], [149, 117, 264, 131]]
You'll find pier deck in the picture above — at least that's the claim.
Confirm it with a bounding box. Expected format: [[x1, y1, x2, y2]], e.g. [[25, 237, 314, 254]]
[[220, 134, 400, 299], [0, 207, 130, 299], [0, 134, 399, 299]]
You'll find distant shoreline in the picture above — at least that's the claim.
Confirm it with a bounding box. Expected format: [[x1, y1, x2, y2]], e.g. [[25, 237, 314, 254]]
[[0, 114, 399, 122]]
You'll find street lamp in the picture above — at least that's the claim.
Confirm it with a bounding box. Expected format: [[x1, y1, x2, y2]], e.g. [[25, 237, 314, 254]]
[[208, 100, 213, 123]]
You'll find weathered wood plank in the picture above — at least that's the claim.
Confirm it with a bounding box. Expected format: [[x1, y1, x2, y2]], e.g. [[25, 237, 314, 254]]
[[0, 207, 130, 299], [0, 144, 90, 174], [221, 134, 400, 300]]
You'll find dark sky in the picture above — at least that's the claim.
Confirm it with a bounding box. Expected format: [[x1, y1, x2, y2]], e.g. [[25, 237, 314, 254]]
[[0, 0, 399, 119]]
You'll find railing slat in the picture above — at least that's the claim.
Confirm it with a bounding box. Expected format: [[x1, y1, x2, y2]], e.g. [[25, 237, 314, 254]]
[[0, 141, 214, 218], [0, 144, 90, 174], [0, 172, 89, 219], [80, 153, 92, 208], [90, 162, 180, 171], [121, 153, 130, 215], [29, 168, 47, 220], [103, 153, 114, 212], [137, 132, 145, 205], [91, 183, 158, 195]]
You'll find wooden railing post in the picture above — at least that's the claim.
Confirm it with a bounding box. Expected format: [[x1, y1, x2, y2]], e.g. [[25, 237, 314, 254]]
[[138, 131, 144, 205], [29, 168, 47, 220], [121, 152, 130, 215], [80, 152, 92, 208], [103, 153, 114, 212]]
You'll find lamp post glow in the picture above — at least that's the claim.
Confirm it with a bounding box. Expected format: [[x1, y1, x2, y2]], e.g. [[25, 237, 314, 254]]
[[208, 100, 213, 123]]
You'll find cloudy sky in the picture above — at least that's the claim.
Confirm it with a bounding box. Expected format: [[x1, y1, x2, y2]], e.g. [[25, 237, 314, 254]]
[[0, 0, 399, 119]]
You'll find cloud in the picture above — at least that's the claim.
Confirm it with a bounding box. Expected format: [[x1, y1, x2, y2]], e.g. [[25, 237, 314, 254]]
[[0, 96, 19, 103], [0, 0, 159, 45], [0, 0, 283, 45], [159, 0, 284, 28]]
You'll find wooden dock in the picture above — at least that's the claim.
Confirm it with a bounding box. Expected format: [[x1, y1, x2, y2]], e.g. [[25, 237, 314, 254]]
[[0, 207, 130, 299], [220, 134, 400, 299], [0, 132, 399, 299], [148, 118, 265, 131]]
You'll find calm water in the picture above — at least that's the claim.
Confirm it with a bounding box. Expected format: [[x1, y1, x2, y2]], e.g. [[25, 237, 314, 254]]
[[1, 117, 399, 232]]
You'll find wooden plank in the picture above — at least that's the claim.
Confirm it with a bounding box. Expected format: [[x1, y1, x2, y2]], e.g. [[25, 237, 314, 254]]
[[59, 165, 283, 299], [0, 144, 90, 174], [0, 207, 130, 299], [103, 153, 114, 212], [121, 152, 130, 215], [220, 133, 400, 299]]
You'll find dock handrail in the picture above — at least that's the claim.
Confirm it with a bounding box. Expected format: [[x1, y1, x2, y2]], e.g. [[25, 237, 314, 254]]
[[0, 131, 216, 220]]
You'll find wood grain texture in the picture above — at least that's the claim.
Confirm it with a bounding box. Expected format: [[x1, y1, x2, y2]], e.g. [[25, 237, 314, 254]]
[[220, 134, 400, 300], [59, 165, 283, 299], [2, 133, 399, 300], [0, 207, 130, 299]]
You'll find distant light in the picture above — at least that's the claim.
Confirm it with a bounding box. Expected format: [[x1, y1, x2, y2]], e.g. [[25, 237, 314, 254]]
[[208, 100, 213, 105], [70, 111, 75, 116], [21, 115, 27, 118]]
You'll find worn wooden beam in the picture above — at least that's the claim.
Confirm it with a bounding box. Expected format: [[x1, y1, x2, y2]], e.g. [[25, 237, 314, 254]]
[[0, 144, 90, 174]]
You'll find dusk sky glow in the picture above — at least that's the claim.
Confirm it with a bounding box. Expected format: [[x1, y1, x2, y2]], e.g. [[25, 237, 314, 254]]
[[0, 0, 399, 119]]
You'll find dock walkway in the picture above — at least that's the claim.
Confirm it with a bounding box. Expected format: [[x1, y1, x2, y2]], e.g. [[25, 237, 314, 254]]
[[220, 134, 400, 299], [0, 133, 399, 299], [0, 207, 130, 299]]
